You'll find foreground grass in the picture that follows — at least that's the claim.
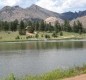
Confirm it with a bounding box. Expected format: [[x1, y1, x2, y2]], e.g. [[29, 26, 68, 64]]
[[1, 65, 86, 80], [0, 31, 86, 42]]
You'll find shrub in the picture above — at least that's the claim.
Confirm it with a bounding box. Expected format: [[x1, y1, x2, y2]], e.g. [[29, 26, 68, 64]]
[[26, 36, 33, 39], [35, 34, 39, 38], [52, 32, 57, 38], [45, 34, 50, 38], [60, 31, 63, 36], [15, 36, 20, 39], [19, 29, 26, 35]]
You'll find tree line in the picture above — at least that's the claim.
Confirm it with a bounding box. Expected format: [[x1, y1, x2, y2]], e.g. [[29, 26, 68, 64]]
[[0, 19, 85, 35]]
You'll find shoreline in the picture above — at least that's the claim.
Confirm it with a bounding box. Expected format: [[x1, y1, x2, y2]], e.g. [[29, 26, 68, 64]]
[[0, 37, 86, 43], [0, 31, 86, 43], [1, 65, 86, 80], [63, 74, 86, 80]]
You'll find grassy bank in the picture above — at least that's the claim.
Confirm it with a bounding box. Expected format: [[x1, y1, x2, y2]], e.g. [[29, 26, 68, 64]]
[[0, 31, 86, 42], [1, 65, 86, 80]]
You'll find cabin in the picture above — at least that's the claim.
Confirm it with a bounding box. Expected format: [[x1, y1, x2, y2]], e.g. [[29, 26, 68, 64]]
[[25, 26, 35, 36]]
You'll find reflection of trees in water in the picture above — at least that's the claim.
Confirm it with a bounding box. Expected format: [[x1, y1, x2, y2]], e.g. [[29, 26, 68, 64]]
[[72, 41, 84, 48], [0, 43, 26, 51], [0, 41, 85, 51], [55, 41, 84, 49], [26, 41, 85, 49]]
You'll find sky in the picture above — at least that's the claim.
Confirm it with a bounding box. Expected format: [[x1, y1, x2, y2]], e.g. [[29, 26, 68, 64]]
[[0, 0, 86, 13]]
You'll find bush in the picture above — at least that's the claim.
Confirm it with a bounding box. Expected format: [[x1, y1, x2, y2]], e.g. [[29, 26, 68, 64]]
[[15, 36, 20, 39], [26, 36, 32, 39], [19, 29, 26, 35], [60, 31, 63, 36], [45, 34, 50, 38], [52, 32, 57, 38], [35, 34, 39, 38]]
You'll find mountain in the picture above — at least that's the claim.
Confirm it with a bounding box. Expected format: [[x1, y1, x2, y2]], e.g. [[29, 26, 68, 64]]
[[45, 17, 63, 25], [60, 12, 78, 20], [25, 4, 60, 20], [60, 10, 86, 20], [0, 4, 60, 22], [0, 5, 25, 21], [70, 16, 86, 28], [0, 4, 86, 22]]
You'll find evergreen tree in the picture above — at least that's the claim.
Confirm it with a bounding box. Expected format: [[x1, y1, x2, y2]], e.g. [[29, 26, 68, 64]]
[[28, 21, 33, 26], [64, 20, 72, 32], [73, 21, 83, 33], [48, 22, 54, 32], [19, 20, 25, 30], [19, 20, 26, 35], [55, 21, 61, 33], [77, 20, 83, 33], [39, 20, 45, 31], [0, 21, 2, 31], [34, 21, 39, 31], [13, 19, 18, 31], [44, 23, 49, 31], [4, 21, 9, 31], [73, 21, 78, 33]]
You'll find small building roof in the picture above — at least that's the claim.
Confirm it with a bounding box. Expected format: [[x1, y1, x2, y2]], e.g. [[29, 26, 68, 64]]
[[25, 26, 32, 30]]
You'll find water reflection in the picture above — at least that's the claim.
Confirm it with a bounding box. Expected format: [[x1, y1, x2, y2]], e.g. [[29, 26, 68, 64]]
[[0, 41, 85, 51], [0, 41, 86, 77]]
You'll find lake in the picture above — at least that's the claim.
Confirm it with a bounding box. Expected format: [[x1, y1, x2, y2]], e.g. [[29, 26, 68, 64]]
[[0, 40, 86, 77]]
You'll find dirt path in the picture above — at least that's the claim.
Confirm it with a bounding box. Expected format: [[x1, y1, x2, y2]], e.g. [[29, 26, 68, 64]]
[[63, 74, 86, 80]]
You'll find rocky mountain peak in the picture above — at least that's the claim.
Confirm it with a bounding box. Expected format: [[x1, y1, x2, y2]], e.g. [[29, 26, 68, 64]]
[[12, 5, 23, 10], [12, 5, 20, 9], [1, 6, 11, 11], [29, 4, 39, 8], [1, 5, 23, 12], [0, 4, 86, 23], [26, 4, 41, 11]]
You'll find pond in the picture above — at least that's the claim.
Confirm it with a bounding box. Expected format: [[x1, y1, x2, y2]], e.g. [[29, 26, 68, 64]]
[[0, 40, 86, 77]]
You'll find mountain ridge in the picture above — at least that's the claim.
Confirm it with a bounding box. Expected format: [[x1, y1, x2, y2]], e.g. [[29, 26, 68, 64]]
[[0, 4, 86, 22]]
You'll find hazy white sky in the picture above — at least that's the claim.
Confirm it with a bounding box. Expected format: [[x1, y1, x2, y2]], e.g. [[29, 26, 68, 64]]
[[0, 0, 86, 13]]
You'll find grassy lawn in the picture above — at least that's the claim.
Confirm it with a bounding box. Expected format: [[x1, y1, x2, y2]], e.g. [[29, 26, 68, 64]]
[[0, 31, 26, 41], [0, 31, 86, 42]]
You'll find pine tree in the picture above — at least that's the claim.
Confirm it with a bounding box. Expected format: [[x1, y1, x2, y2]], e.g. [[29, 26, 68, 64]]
[[4, 21, 9, 31], [48, 22, 54, 32], [64, 20, 72, 32], [77, 20, 83, 33], [39, 20, 45, 31], [73, 21, 78, 33], [19, 20, 25, 30], [19, 20, 26, 35], [55, 21, 61, 33], [35, 21, 39, 31]]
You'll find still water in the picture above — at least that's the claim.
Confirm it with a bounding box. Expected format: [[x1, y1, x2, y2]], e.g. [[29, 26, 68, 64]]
[[0, 40, 86, 77]]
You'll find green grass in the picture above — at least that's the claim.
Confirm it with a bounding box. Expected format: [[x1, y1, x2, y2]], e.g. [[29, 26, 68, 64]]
[[0, 31, 27, 42], [0, 31, 86, 42], [1, 65, 86, 80]]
